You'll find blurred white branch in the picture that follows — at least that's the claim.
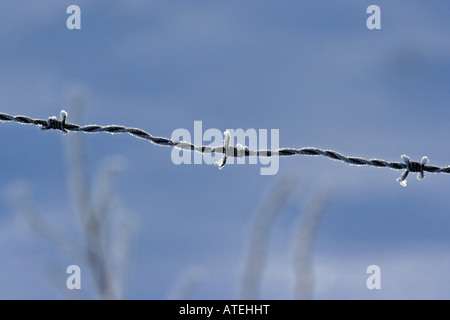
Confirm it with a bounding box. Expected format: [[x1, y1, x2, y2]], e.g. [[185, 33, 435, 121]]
[[293, 191, 331, 300], [240, 175, 299, 300], [7, 91, 136, 300]]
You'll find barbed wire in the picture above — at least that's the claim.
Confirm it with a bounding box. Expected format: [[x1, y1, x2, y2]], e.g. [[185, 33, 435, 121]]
[[1, 110, 449, 186]]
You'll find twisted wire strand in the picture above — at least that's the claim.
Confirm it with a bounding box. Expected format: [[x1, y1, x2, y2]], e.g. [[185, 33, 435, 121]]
[[1, 110, 449, 186]]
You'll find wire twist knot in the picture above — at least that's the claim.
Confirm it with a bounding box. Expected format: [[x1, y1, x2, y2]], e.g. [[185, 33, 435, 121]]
[[43, 110, 67, 133], [397, 155, 428, 187], [214, 130, 231, 169]]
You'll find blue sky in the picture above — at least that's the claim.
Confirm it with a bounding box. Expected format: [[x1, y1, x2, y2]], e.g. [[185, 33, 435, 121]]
[[0, 1, 449, 299]]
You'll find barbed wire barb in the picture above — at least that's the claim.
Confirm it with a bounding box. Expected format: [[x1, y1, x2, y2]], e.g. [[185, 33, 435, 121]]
[[1, 110, 449, 186]]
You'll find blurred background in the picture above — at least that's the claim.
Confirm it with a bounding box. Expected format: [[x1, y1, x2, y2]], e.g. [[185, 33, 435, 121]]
[[0, 0, 449, 299]]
